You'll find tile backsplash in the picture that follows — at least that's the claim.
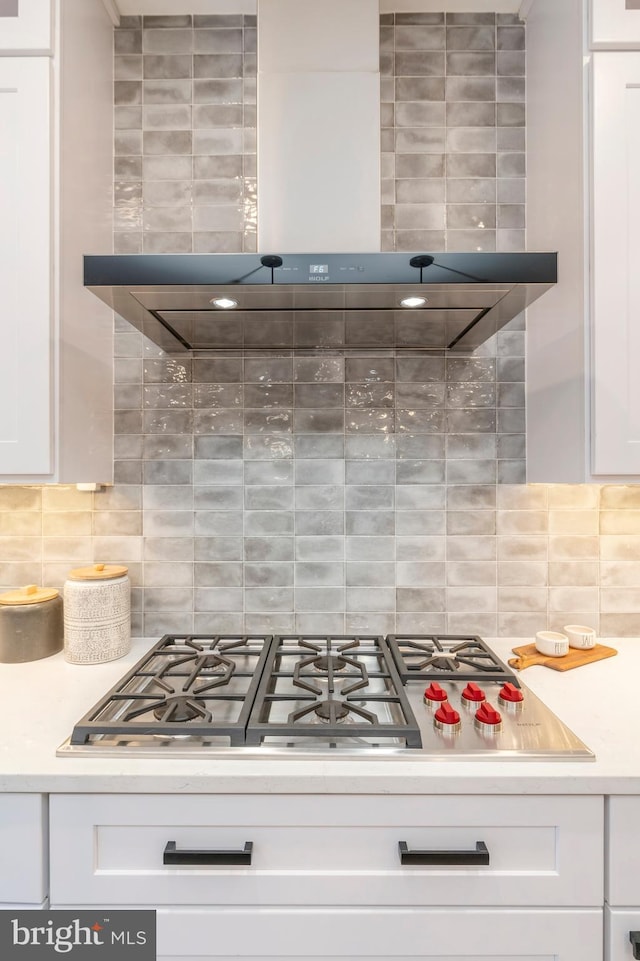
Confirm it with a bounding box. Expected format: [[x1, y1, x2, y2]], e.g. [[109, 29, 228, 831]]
[[1, 12, 639, 638], [114, 13, 257, 255], [380, 11, 525, 253]]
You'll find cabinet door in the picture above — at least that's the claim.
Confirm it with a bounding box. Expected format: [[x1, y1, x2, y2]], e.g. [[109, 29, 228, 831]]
[[591, 0, 640, 50], [0, 0, 52, 54], [591, 53, 640, 474], [0, 794, 47, 904], [606, 906, 640, 961], [606, 796, 640, 905], [0, 58, 52, 474]]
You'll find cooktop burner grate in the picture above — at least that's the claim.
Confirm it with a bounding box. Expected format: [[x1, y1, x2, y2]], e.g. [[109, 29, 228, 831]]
[[387, 634, 520, 685], [245, 635, 422, 748], [69, 635, 273, 746]]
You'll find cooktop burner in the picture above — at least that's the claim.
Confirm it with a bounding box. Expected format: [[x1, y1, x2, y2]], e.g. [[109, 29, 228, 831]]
[[60, 633, 593, 759]]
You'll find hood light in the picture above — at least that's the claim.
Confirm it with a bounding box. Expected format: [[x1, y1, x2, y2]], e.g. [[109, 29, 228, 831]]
[[210, 296, 238, 309], [400, 296, 427, 309]]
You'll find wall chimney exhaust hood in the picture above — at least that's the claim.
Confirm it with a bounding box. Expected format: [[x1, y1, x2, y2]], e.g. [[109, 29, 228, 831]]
[[84, 0, 557, 353], [84, 251, 557, 352]]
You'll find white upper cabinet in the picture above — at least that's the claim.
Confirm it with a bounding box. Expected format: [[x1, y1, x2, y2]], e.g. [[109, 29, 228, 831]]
[[527, 0, 640, 481], [591, 0, 640, 49], [0, 57, 52, 474], [0, 0, 114, 484], [591, 53, 640, 474], [0, 0, 53, 54]]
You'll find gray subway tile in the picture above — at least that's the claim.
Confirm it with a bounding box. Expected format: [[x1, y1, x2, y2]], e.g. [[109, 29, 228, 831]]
[[195, 511, 242, 535], [294, 435, 344, 459], [244, 537, 294, 562], [445, 77, 495, 101], [143, 55, 192, 79], [194, 54, 243, 78], [294, 409, 344, 433], [193, 486, 242, 510], [345, 461, 395, 485], [143, 15, 192, 27], [446, 153, 496, 178], [244, 562, 294, 587], [295, 511, 344, 535], [396, 486, 446, 510], [347, 588, 396, 613], [244, 487, 294, 510], [194, 28, 243, 53], [498, 51, 526, 76], [244, 511, 294, 535], [446, 52, 496, 76], [396, 77, 445, 101], [396, 461, 446, 485]]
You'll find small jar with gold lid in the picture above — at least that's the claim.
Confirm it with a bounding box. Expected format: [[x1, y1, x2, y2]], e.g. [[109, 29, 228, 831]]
[[0, 585, 64, 663], [63, 563, 130, 664]]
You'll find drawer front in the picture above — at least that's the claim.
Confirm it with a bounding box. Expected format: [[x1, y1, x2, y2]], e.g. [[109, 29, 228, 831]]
[[0, 0, 52, 54], [50, 794, 603, 908], [0, 794, 48, 903], [45, 905, 603, 960], [607, 796, 640, 905]]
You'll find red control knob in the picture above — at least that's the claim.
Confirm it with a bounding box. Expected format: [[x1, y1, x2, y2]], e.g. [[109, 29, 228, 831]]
[[434, 702, 461, 731], [474, 702, 502, 729], [461, 681, 486, 702], [424, 681, 448, 703], [499, 682, 524, 703]]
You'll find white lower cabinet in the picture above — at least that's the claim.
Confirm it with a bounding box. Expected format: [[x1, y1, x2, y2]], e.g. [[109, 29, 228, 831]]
[[606, 907, 640, 961], [49, 793, 603, 960], [0, 794, 48, 906], [606, 796, 640, 961]]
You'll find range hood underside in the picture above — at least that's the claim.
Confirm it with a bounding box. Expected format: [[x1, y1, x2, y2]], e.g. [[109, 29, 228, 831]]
[[85, 252, 557, 353]]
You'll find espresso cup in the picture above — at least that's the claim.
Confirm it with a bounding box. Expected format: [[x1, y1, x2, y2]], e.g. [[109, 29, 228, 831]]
[[563, 624, 597, 650]]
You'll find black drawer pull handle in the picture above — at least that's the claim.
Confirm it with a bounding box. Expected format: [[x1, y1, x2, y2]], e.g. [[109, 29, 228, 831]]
[[630, 932, 640, 959], [399, 840, 490, 866], [163, 841, 253, 866]]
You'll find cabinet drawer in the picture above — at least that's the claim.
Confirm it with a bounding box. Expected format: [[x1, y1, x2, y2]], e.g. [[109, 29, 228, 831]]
[[607, 796, 640, 905], [0, 794, 48, 903], [42, 905, 603, 960], [50, 794, 603, 908], [0, 0, 52, 54]]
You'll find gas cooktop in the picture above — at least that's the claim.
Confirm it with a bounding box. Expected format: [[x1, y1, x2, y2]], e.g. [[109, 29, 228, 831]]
[[57, 634, 594, 760]]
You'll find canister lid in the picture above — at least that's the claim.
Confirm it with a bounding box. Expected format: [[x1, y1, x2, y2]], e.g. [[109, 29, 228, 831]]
[[67, 563, 128, 581], [0, 584, 60, 606]]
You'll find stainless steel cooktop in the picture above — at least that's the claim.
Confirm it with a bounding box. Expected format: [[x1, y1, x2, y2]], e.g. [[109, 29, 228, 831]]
[[56, 634, 593, 760]]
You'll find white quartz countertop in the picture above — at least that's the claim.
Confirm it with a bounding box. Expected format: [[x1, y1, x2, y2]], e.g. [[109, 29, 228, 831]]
[[2, 637, 639, 795]]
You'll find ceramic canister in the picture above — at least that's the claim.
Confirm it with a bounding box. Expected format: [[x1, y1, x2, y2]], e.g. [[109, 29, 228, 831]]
[[0, 585, 64, 663], [63, 563, 131, 664]]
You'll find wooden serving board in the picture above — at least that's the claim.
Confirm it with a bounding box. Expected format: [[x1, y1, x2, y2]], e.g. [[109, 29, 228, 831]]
[[508, 642, 617, 672]]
